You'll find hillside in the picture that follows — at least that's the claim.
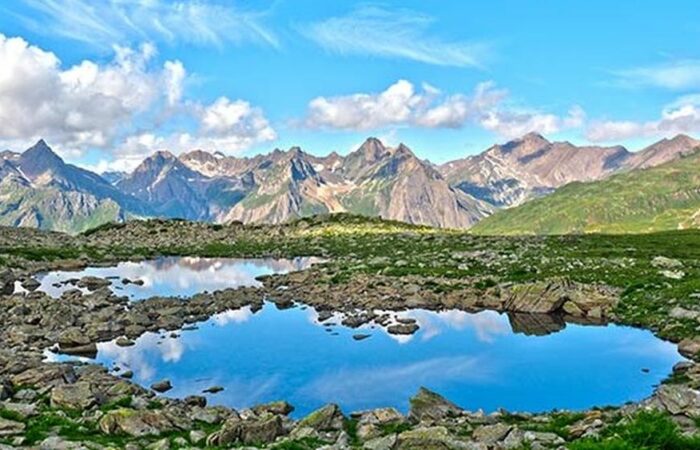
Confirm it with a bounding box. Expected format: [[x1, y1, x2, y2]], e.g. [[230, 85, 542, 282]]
[[471, 149, 700, 235]]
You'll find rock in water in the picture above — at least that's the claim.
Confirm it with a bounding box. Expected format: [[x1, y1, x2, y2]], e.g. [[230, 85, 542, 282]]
[[151, 379, 172, 393]]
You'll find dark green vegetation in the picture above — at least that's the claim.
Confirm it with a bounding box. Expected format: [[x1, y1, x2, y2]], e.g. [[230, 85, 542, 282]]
[[569, 411, 700, 449], [472, 150, 700, 235]]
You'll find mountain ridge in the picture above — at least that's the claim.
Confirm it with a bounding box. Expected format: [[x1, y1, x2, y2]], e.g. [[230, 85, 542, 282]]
[[0, 133, 698, 233]]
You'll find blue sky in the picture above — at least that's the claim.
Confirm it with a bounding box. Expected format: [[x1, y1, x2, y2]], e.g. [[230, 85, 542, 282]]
[[1, 0, 699, 172]]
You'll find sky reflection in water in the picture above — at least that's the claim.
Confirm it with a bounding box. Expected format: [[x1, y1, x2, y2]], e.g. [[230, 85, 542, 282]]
[[31, 256, 320, 300], [42, 257, 684, 417]]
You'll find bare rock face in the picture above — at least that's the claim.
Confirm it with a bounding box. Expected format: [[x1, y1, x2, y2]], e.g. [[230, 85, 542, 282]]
[[408, 387, 463, 424], [440, 132, 700, 208]]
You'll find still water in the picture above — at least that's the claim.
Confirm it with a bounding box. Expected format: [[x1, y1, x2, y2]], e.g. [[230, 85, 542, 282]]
[[42, 256, 684, 418], [25, 256, 320, 300]]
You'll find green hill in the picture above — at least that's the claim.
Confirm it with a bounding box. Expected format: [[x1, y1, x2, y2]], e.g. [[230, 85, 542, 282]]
[[471, 149, 700, 235]]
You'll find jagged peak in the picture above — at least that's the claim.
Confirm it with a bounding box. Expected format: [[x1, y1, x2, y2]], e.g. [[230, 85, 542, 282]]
[[23, 139, 63, 162]]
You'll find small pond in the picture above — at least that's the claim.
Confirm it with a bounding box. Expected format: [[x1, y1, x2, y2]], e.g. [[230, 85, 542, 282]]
[[42, 256, 684, 418], [20, 256, 320, 300]]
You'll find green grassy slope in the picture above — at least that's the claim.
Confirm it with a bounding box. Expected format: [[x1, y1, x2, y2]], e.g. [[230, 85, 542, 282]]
[[471, 149, 700, 235]]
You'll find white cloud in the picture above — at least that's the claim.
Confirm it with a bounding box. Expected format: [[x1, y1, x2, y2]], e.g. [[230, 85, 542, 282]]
[[304, 79, 581, 139], [303, 6, 490, 68], [480, 105, 585, 139], [0, 34, 182, 152], [612, 60, 700, 90], [586, 95, 700, 142], [16, 0, 278, 49], [92, 97, 277, 172]]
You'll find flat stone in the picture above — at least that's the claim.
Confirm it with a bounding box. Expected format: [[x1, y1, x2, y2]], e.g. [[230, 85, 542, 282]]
[[0, 417, 25, 437]]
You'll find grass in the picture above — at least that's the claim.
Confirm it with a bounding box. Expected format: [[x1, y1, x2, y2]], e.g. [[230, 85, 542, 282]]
[[472, 149, 700, 235], [569, 411, 700, 450]]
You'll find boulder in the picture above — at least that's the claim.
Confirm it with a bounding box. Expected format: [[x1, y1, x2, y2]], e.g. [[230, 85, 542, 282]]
[[212, 414, 285, 445], [652, 256, 683, 269], [363, 434, 398, 450], [396, 426, 477, 449], [151, 379, 172, 393], [503, 278, 617, 317], [252, 400, 294, 416], [356, 407, 405, 440], [387, 323, 420, 335], [472, 423, 512, 444], [50, 382, 97, 410], [295, 403, 345, 432], [408, 387, 462, 423], [57, 328, 91, 347], [679, 338, 700, 359], [99, 408, 175, 437], [0, 378, 13, 401], [0, 270, 15, 295], [21, 278, 41, 292], [77, 276, 111, 291], [655, 385, 700, 417]]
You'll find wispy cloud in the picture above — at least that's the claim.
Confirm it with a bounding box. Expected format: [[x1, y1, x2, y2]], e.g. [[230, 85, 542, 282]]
[[611, 59, 700, 90], [302, 5, 490, 68], [12, 0, 279, 49]]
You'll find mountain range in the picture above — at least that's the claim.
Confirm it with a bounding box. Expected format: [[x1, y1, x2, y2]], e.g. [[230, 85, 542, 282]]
[[471, 148, 700, 235], [0, 134, 698, 233]]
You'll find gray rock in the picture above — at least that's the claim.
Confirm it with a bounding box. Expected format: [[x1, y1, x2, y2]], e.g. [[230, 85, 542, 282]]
[[151, 379, 172, 393], [99, 408, 175, 437], [408, 387, 462, 423], [472, 423, 512, 444], [21, 278, 41, 291], [363, 434, 398, 450], [0, 417, 24, 437], [213, 414, 285, 445], [652, 256, 683, 269], [396, 426, 478, 449], [50, 382, 97, 410], [387, 323, 420, 335], [296, 403, 345, 432]]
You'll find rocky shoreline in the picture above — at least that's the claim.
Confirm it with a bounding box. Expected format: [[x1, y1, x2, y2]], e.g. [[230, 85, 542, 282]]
[[1, 216, 700, 448]]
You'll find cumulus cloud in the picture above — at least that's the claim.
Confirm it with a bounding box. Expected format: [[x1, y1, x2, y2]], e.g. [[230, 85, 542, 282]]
[[0, 34, 180, 151], [612, 60, 700, 90], [92, 97, 277, 172], [15, 0, 278, 49], [586, 95, 700, 142], [480, 105, 586, 139], [304, 79, 581, 139], [0, 33, 276, 170], [302, 6, 490, 68]]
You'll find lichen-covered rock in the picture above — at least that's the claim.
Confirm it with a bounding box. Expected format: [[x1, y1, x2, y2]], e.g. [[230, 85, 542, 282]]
[[472, 423, 512, 444], [408, 387, 462, 424], [296, 403, 345, 432], [99, 408, 175, 437]]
